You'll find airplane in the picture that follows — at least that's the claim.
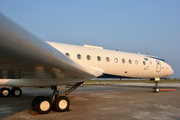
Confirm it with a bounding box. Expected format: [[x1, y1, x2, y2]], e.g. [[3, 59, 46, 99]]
[[0, 13, 174, 114]]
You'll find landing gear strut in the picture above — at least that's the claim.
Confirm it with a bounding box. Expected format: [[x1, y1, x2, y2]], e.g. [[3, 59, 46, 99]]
[[31, 82, 84, 114], [152, 81, 159, 93]]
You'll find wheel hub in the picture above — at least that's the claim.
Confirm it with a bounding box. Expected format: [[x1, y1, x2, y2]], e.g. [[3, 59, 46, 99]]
[[14, 90, 20, 96], [2, 90, 9, 96], [40, 101, 50, 111], [59, 100, 67, 109]]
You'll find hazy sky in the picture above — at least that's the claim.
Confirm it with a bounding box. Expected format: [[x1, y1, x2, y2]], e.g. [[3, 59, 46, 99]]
[[0, 0, 179, 78]]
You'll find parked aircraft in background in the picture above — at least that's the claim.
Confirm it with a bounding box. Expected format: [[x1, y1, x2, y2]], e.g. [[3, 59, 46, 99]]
[[0, 13, 174, 114]]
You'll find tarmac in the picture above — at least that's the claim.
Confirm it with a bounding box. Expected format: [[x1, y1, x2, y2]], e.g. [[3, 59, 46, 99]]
[[0, 83, 180, 120]]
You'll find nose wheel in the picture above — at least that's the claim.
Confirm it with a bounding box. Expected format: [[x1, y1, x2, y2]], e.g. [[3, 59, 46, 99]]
[[152, 87, 159, 92], [152, 81, 159, 93]]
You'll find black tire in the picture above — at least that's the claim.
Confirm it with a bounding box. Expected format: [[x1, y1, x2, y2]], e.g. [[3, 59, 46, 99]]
[[0, 88, 10, 97], [152, 87, 159, 93], [155, 88, 159, 93], [53, 96, 70, 112], [11, 88, 22, 97], [31, 96, 43, 111], [34, 97, 52, 114], [0, 88, 2, 97]]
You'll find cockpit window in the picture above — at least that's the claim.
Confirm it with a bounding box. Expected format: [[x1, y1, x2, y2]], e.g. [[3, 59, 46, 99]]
[[148, 57, 166, 62]]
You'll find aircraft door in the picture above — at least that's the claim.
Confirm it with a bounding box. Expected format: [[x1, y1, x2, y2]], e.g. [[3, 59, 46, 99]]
[[156, 60, 161, 72]]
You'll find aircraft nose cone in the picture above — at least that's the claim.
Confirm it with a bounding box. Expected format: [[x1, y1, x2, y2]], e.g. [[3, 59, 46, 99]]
[[168, 65, 174, 76], [170, 68, 174, 76]]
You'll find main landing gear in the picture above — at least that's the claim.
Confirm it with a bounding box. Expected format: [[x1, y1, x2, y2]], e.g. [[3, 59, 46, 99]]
[[31, 82, 84, 114], [0, 87, 22, 97]]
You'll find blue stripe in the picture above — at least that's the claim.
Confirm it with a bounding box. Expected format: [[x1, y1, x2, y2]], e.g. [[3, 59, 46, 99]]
[[98, 73, 133, 78]]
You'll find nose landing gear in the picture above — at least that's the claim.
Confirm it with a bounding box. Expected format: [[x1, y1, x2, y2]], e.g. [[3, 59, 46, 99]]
[[152, 81, 159, 93]]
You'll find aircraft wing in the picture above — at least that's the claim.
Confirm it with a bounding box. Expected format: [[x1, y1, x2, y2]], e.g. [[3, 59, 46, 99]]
[[0, 13, 102, 82]]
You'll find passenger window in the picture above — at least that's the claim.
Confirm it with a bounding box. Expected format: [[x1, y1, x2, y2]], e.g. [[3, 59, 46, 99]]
[[129, 59, 132, 64], [122, 59, 125, 63], [135, 60, 138, 65], [87, 55, 91, 60], [97, 56, 101, 61], [143, 61, 146, 65], [77, 54, 81, 59], [114, 58, 118, 63], [65, 53, 70, 57], [106, 57, 110, 62]]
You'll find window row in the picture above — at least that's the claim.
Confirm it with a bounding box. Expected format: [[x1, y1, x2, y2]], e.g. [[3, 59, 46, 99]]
[[65, 53, 152, 65]]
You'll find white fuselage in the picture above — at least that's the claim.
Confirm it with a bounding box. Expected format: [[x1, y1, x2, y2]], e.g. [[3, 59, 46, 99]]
[[0, 42, 174, 87], [47, 42, 174, 79]]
